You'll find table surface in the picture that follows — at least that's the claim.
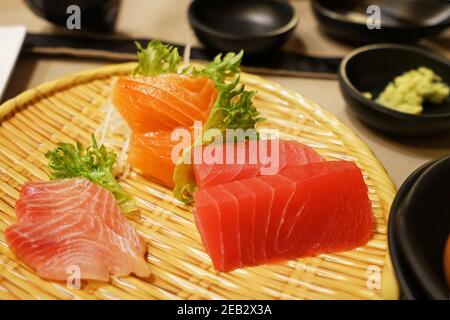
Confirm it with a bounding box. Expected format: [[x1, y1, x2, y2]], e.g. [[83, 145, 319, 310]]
[[1, 0, 450, 188]]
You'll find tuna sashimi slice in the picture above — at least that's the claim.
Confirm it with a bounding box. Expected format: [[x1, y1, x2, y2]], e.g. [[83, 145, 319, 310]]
[[205, 186, 242, 271], [193, 161, 373, 272], [222, 182, 256, 266], [5, 178, 150, 282], [194, 189, 224, 270], [275, 162, 373, 256], [193, 139, 324, 189], [259, 175, 296, 261]]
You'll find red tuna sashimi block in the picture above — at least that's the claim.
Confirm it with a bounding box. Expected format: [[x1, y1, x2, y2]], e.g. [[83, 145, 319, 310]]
[[193, 161, 373, 272], [193, 139, 324, 188], [5, 178, 150, 282]]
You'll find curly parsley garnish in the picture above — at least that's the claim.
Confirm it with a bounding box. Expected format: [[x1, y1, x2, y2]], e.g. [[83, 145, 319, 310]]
[[45, 135, 136, 213], [133, 41, 264, 203], [134, 40, 182, 76]]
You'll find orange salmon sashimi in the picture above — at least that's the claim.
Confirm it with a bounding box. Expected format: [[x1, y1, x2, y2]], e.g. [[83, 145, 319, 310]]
[[128, 129, 194, 188], [113, 74, 217, 133]]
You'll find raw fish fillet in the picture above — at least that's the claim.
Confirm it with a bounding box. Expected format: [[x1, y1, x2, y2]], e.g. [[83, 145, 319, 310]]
[[113, 75, 217, 132], [194, 161, 373, 272], [128, 130, 179, 188], [128, 126, 197, 188], [193, 140, 324, 188], [113, 74, 217, 187], [5, 178, 150, 282]]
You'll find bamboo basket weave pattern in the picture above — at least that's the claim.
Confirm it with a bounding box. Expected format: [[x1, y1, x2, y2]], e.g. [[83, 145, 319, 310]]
[[0, 63, 399, 300]]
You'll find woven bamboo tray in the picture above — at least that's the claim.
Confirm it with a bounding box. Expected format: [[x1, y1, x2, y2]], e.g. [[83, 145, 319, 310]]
[[0, 63, 399, 300]]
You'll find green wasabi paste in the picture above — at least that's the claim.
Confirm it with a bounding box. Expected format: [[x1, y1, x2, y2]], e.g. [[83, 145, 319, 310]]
[[365, 67, 449, 115]]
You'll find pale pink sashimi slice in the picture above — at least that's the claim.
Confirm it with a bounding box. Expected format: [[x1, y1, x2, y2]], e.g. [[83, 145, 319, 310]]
[[5, 178, 150, 282], [193, 161, 373, 272], [193, 139, 324, 189]]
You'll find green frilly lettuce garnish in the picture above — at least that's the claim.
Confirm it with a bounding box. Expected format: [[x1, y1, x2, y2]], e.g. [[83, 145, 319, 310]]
[[134, 40, 244, 81], [172, 77, 263, 203], [134, 40, 182, 76], [193, 51, 244, 83], [203, 76, 261, 133], [133, 41, 264, 204], [45, 135, 136, 213]]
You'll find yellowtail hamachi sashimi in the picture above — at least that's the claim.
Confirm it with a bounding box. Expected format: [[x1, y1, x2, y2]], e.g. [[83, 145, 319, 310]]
[[5, 178, 150, 282]]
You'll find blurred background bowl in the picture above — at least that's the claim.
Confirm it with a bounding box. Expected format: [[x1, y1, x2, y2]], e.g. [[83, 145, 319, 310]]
[[188, 0, 298, 55], [389, 156, 450, 299], [388, 160, 436, 299], [311, 0, 450, 44], [338, 44, 450, 136], [24, 0, 120, 32]]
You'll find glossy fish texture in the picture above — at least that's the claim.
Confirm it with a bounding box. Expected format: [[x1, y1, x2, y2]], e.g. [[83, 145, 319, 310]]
[[194, 161, 373, 272], [113, 74, 217, 187], [5, 178, 150, 282], [193, 140, 324, 189], [113, 75, 217, 133], [128, 130, 180, 188]]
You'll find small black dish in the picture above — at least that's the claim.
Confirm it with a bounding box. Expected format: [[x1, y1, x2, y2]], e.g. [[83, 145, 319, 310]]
[[388, 160, 436, 299], [188, 0, 298, 55], [389, 156, 450, 300], [311, 0, 450, 44], [338, 44, 450, 136], [24, 0, 120, 32], [396, 156, 450, 299]]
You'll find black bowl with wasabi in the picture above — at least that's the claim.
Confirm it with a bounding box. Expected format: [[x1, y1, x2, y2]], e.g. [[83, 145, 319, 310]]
[[339, 44, 450, 136]]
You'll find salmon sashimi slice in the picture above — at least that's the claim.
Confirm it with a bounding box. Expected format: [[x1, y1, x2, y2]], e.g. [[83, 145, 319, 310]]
[[193, 140, 324, 189], [193, 161, 373, 272], [128, 130, 178, 188], [113, 74, 217, 132], [5, 178, 150, 282], [128, 127, 196, 188]]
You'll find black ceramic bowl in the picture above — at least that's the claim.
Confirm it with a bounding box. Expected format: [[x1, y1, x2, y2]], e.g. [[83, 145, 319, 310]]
[[311, 0, 450, 44], [24, 0, 120, 32], [388, 160, 435, 299], [338, 44, 450, 136], [389, 156, 450, 300], [188, 0, 298, 55]]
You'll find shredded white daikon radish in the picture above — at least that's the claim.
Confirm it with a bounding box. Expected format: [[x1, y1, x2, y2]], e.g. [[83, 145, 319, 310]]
[[183, 38, 192, 66], [97, 99, 132, 179], [97, 101, 114, 145], [178, 31, 193, 74], [116, 129, 131, 169], [118, 163, 131, 182]]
